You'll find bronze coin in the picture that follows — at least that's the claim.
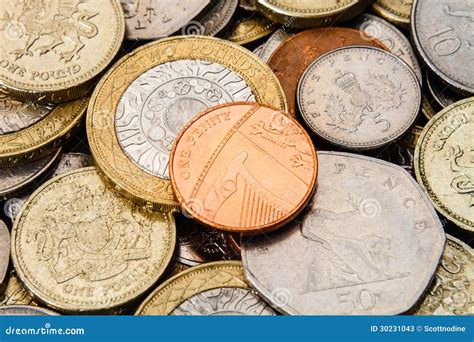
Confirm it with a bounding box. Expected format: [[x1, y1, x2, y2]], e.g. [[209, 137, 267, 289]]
[[267, 27, 386, 117], [170, 102, 317, 235]]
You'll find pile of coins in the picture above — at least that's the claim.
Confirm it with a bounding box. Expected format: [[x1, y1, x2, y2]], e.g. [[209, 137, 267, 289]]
[[0, 0, 472, 316]]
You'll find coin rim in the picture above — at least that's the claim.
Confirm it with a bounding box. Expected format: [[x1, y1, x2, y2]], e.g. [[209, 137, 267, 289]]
[[0, 305, 59, 315], [372, 0, 411, 29]]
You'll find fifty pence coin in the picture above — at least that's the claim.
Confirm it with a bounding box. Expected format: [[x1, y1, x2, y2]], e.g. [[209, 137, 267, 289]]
[[0, 220, 9, 287], [0, 0, 124, 103], [411, 0, 474, 95], [414, 98, 474, 232], [372, 0, 413, 29], [297, 46, 421, 150], [242, 151, 445, 315], [426, 72, 463, 109], [135, 261, 275, 315], [0, 305, 58, 316], [351, 13, 422, 82], [87, 36, 287, 211], [121, 0, 210, 40], [267, 28, 385, 117], [11, 167, 176, 313], [414, 235, 473, 315], [170, 102, 317, 234]]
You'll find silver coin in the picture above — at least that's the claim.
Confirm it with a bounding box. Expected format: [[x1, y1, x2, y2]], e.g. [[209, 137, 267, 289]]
[[121, 0, 210, 40], [242, 151, 445, 315], [0, 149, 61, 200], [2, 153, 95, 223], [426, 72, 463, 109], [115, 59, 255, 179], [171, 287, 276, 315], [0, 305, 58, 315], [351, 13, 422, 82], [176, 215, 234, 266], [0, 220, 9, 287], [259, 29, 292, 62], [297, 46, 421, 150], [191, 0, 238, 36], [411, 0, 474, 95], [253, 44, 265, 57], [0, 94, 53, 135]]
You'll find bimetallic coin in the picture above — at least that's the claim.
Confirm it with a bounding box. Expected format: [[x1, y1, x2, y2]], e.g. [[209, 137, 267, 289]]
[[411, 0, 474, 95], [192, 0, 239, 36], [415, 235, 473, 315], [298, 46, 421, 150], [242, 151, 445, 315], [372, 0, 413, 29], [259, 29, 292, 62], [225, 15, 276, 45], [121, 0, 210, 40], [0, 0, 124, 103], [170, 102, 317, 234], [0, 97, 88, 168], [351, 13, 422, 82], [0, 220, 9, 287], [0, 271, 37, 306], [414, 98, 474, 232], [256, 0, 371, 28], [135, 261, 274, 315], [267, 28, 386, 117], [11, 167, 176, 313], [0, 149, 61, 200], [172, 287, 275, 315], [87, 36, 287, 210], [426, 72, 463, 109], [0, 305, 58, 316]]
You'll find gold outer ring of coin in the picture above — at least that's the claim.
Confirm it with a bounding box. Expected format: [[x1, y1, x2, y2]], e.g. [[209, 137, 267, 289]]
[[87, 36, 288, 211], [135, 261, 247, 315], [0, 0, 125, 104], [11, 166, 177, 314], [372, 0, 411, 30], [0, 98, 88, 168], [414, 98, 474, 232], [256, 0, 371, 28]]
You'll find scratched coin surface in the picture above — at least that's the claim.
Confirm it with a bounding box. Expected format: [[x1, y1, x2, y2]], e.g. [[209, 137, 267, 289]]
[[242, 151, 445, 315], [136, 261, 274, 315], [87, 36, 287, 210], [268, 28, 385, 117], [0, 0, 124, 103], [0, 149, 61, 200], [351, 13, 421, 82], [372, 0, 412, 29], [11, 167, 176, 313], [415, 235, 473, 315], [411, 0, 474, 95], [172, 287, 275, 315], [414, 98, 474, 232], [121, 0, 210, 39], [170, 102, 317, 234], [298, 46, 421, 150], [0, 220, 9, 287], [0, 305, 58, 316], [426, 72, 463, 109]]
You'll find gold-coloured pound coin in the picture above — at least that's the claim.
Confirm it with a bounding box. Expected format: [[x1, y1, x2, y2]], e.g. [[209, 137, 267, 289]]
[[0, 0, 124, 104], [414, 98, 474, 232], [372, 0, 412, 30], [11, 167, 176, 313], [225, 15, 276, 45], [87, 36, 287, 211]]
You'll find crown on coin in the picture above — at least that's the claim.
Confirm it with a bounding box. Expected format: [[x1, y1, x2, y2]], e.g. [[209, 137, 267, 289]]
[[335, 70, 357, 91]]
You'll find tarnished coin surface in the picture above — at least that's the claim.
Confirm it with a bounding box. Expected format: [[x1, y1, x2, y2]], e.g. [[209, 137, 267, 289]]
[[412, 0, 474, 95], [121, 0, 210, 40], [136, 261, 274, 315], [242, 151, 445, 315], [426, 72, 463, 109], [351, 13, 421, 82], [414, 98, 474, 232], [268, 28, 385, 117], [0, 149, 61, 200], [191, 0, 239, 36], [0, 0, 124, 103], [0, 305, 57, 316], [87, 36, 287, 210], [372, 0, 412, 29], [11, 167, 176, 313], [415, 235, 473, 315], [0, 220, 9, 287], [0, 271, 37, 306], [172, 287, 275, 315], [298, 46, 421, 150], [170, 102, 317, 234]]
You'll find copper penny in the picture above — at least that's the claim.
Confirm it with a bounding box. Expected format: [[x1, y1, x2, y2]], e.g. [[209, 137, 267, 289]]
[[267, 27, 386, 117], [170, 102, 318, 235]]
